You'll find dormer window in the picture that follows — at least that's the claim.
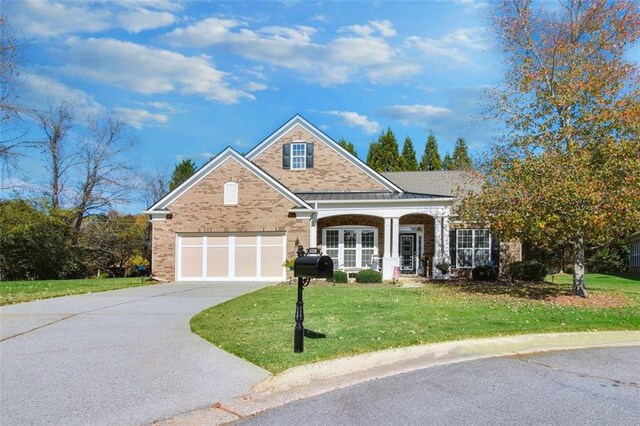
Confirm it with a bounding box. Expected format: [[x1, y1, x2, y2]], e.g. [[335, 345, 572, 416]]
[[283, 142, 314, 170], [224, 181, 238, 205]]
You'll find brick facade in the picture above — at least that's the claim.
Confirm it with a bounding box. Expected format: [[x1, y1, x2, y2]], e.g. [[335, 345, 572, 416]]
[[152, 158, 309, 281], [252, 124, 387, 192]]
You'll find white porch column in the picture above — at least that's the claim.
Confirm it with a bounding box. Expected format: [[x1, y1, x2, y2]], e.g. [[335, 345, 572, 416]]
[[309, 213, 317, 248], [383, 217, 391, 257], [382, 217, 400, 280], [391, 217, 400, 258], [433, 214, 451, 280]]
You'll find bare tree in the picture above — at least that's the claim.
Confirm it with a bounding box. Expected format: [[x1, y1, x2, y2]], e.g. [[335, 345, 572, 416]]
[[0, 16, 27, 169], [34, 99, 75, 209], [141, 168, 169, 208], [73, 113, 135, 230]]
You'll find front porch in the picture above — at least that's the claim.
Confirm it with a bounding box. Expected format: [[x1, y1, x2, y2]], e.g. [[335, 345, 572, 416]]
[[309, 209, 452, 280]]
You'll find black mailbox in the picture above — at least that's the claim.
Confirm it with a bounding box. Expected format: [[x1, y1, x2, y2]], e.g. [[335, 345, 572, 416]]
[[294, 255, 334, 278]]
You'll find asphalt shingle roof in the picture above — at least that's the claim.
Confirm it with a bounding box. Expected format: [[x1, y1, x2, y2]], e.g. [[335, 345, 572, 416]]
[[382, 171, 483, 198]]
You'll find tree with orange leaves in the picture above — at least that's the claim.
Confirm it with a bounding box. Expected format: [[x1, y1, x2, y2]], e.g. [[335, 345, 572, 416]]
[[462, 0, 640, 297]]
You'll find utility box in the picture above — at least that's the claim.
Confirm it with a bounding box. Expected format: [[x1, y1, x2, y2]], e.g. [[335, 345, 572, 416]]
[[294, 256, 334, 278]]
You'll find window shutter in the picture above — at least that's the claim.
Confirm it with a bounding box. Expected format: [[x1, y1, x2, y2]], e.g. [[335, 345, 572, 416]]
[[491, 234, 500, 267], [282, 144, 291, 169], [306, 143, 314, 168], [449, 230, 457, 268]]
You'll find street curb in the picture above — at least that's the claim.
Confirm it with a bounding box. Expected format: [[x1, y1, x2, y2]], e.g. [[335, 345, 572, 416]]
[[157, 331, 640, 425]]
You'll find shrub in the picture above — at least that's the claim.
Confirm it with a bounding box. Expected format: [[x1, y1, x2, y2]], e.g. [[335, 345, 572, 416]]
[[332, 270, 348, 283], [472, 265, 499, 281], [435, 262, 450, 274], [507, 261, 548, 281], [355, 269, 382, 283]]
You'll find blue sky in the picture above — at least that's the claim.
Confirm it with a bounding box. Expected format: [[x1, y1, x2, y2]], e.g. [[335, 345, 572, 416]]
[[9, 0, 634, 212]]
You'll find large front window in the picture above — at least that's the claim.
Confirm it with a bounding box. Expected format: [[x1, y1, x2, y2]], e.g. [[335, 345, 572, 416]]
[[457, 229, 490, 268], [323, 227, 378, 269], [291, 143, 306, 170]]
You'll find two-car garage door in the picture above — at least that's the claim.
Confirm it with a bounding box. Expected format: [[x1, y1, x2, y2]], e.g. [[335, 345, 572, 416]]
[[176, 233, 286, 281]]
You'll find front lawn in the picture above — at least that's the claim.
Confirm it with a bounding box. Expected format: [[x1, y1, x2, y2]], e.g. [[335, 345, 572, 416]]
[[191, 274, 640, 373], [0, 277, 156, 305]]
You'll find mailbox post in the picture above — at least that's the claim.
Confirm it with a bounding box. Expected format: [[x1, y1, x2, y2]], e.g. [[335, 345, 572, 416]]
[[293, 245, 333, 353]]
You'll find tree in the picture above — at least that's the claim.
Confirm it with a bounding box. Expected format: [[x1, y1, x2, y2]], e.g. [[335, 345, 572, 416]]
[[462, 0, 640, 297], [442, 153, 453, 170], [81, 212, 148, 277], [0, 199, 80, 280], [401, 136, 419, 171], [0, 16, 27, 168], [420, 132, 442, 171], [34, 99, 74, 210], [337, 137, 358, 157], [366, 128, 404, 172], [452, 137, 472, 170], [169, 159, 196, 191], [73, 113, 135, 230]]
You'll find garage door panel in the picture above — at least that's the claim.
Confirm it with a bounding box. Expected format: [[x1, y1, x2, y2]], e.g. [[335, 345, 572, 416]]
[[181, 236, 203, 246], [261, 235, 284, 245], [181, 247, 203, 278], [261, 246, 283, 277], [235, 246, 257, 277], [207, 236, 228, 246], [235, 236, 257, 246], [206, 247, 228, 277]]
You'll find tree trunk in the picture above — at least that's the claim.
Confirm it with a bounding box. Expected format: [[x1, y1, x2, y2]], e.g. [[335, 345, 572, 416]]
[[572, 236, 588, 297]]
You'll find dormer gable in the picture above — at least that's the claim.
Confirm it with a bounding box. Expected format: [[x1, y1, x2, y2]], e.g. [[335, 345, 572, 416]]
[[246, 115, 403, 193]]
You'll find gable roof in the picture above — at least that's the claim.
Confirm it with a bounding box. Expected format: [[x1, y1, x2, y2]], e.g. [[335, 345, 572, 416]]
[[145, 147, 312, 212], [245, 114, 404, 193], [382, 171, 483, 198]]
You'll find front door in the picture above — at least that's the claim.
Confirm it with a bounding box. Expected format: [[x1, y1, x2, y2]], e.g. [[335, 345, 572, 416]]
[[400, 233, 416, 274]]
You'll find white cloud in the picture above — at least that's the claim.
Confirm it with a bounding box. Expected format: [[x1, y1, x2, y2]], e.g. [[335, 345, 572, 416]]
[[324, 111, 380, 135], [62, 38, 251, 104], [117, 8, 176, 33], [22, 73, 103, 115], [146, 101, 176, 112], [311, 14, 328, 23], [405, 27, 488, 67], [113, 107, 169, 129], [161, 17, 408, 85], [377, 104, 452, 125], [4, 0, 180, 37], [6, 0, 111, 37], [339, 20, 397, 38], [245, 82, 268, 92]]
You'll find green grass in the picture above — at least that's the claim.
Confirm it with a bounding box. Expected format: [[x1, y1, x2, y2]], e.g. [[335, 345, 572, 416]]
[[0, 277, 156, 305], [191, 275, 640, 373]]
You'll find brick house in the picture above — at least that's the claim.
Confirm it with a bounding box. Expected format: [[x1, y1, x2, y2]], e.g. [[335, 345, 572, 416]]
[[145, 115, 520, 282]]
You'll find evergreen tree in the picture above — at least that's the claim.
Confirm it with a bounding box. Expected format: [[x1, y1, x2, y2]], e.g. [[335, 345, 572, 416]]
[[452, 137, 473, 170], [169, 159, 196, 191], [401, 136, 419, 171], [442, 153, 453, 170], [337, 137, 358, 157], [420, 132, 442, 171], [366, 128, 404, 172]]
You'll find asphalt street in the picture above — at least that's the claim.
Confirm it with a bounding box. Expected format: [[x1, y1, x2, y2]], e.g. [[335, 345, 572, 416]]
[[240, 346, 640, 425], [0, 281, 274, 426]]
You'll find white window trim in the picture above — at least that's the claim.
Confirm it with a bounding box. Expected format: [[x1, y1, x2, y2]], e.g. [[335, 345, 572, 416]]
[[224, 181, 238, 205], [323, 226, 378, 270], [456, 229, 491, 269], [291, 142, 306, 170]]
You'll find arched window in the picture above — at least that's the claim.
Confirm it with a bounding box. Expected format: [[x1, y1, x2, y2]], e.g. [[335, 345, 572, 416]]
[[224, 181, 238, 205]]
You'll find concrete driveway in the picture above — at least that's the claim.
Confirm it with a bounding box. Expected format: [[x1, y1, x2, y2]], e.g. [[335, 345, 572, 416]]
[[0, 281, 275, 425]]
